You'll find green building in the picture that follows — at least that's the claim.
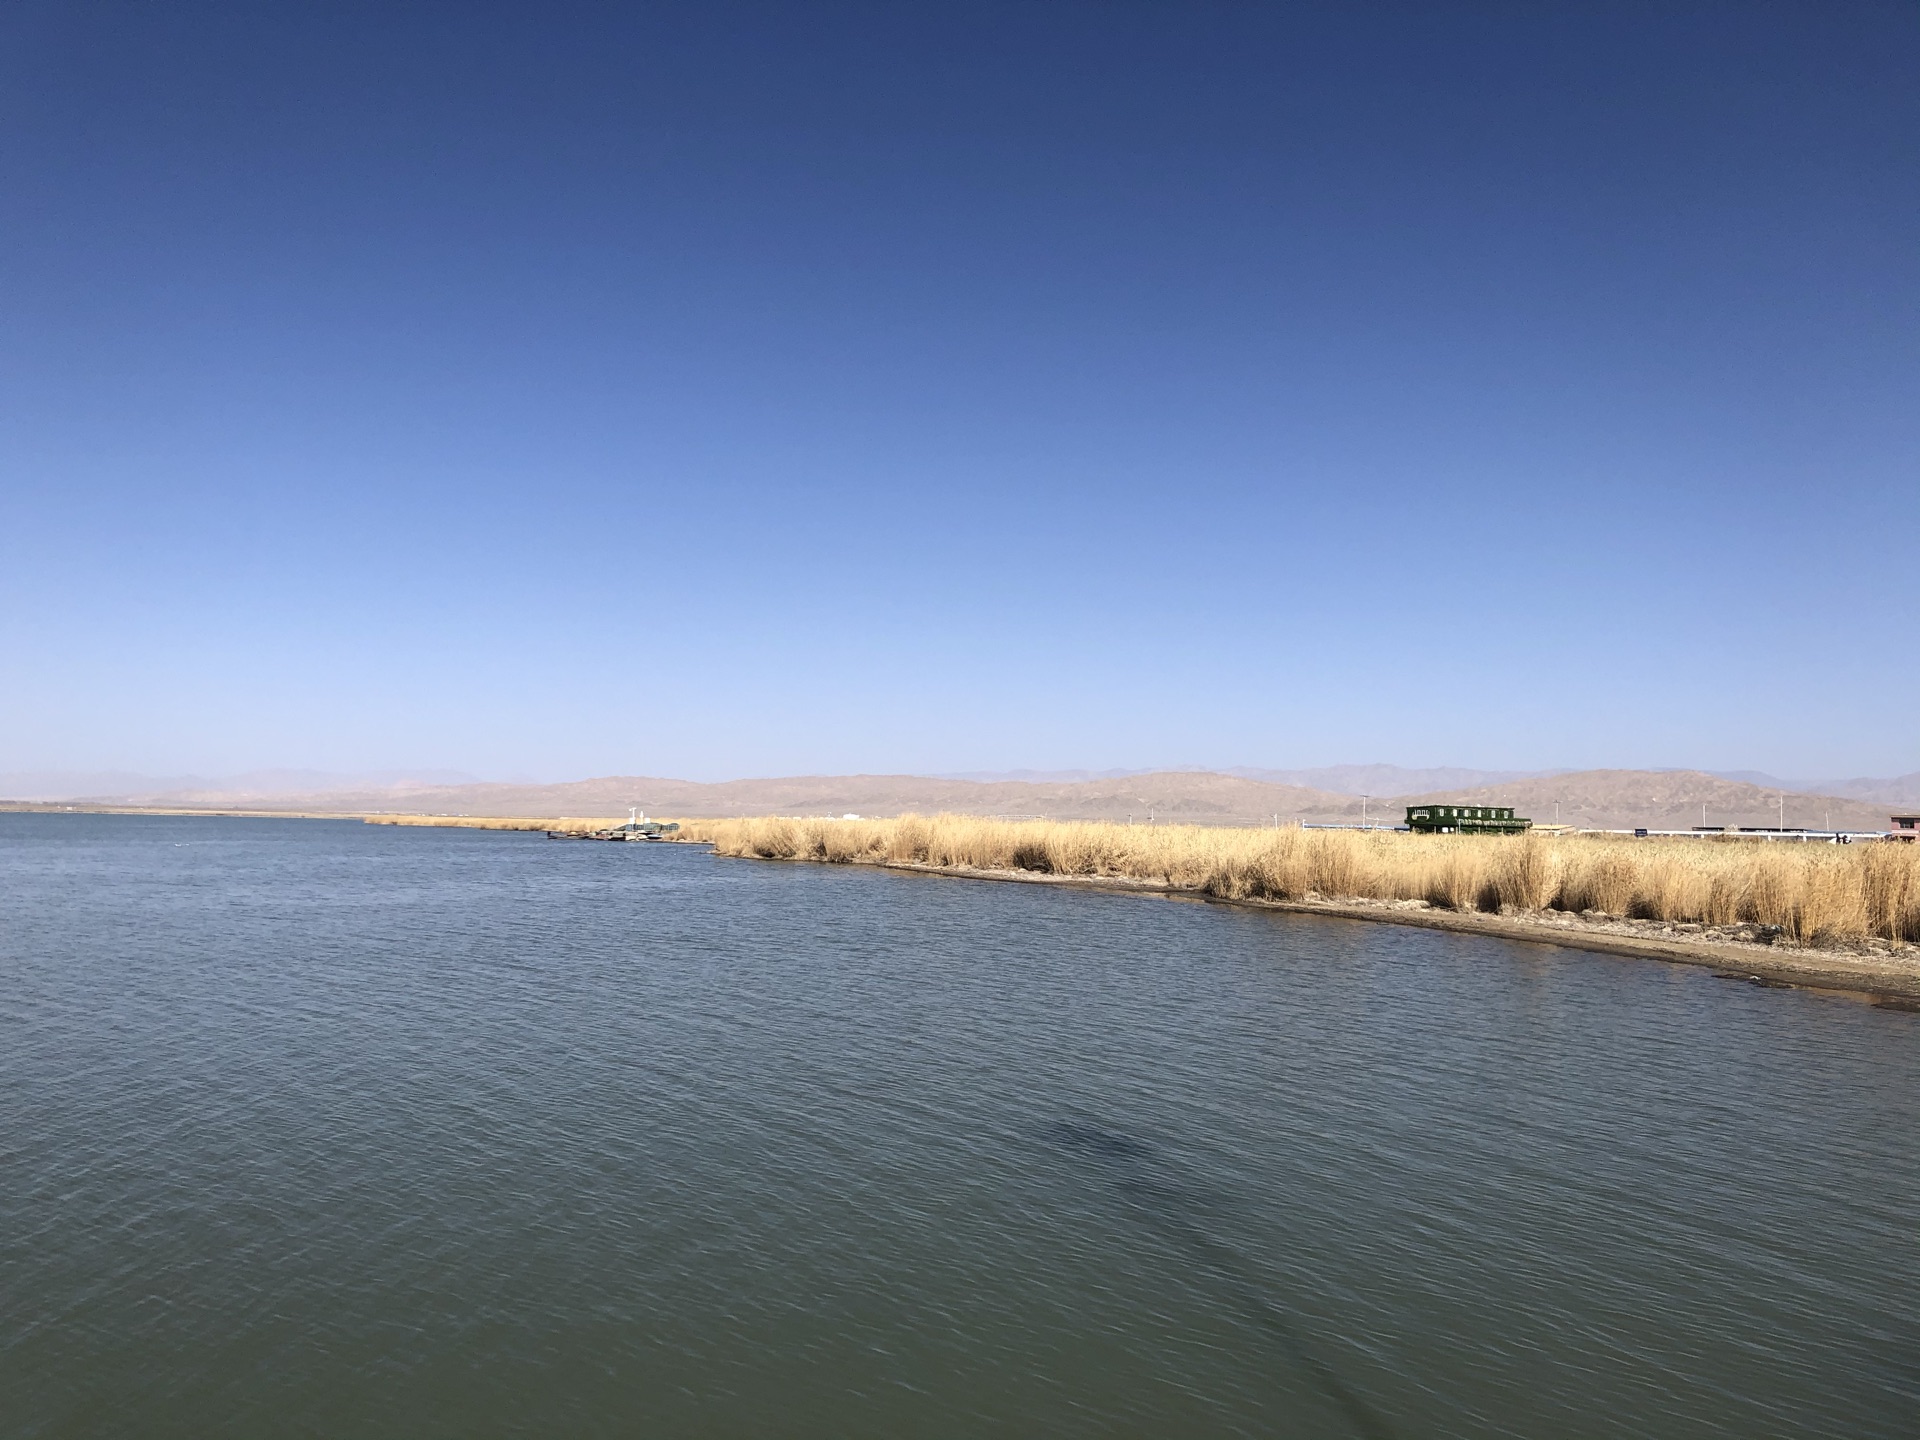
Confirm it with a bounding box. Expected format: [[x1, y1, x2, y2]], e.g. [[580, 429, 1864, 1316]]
[[1404, 804, 1531, 835]]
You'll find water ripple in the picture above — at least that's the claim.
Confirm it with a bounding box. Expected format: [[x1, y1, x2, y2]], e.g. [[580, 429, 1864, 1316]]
[[1, 814, 1916, 1438]]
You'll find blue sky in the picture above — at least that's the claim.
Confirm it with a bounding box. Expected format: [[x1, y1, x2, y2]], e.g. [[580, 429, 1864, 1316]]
[[2, 1, 1915, 782]]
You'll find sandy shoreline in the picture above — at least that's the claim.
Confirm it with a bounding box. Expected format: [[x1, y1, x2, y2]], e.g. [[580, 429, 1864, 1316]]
[[703, 849, 1920, 1004]]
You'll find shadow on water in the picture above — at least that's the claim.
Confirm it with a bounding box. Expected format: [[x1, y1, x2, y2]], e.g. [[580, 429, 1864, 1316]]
[[1039, 1116, 1396, 1440]]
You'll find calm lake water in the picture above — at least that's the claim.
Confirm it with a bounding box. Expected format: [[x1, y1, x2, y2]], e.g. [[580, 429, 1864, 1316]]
[[2, 814, 1916, 1438]]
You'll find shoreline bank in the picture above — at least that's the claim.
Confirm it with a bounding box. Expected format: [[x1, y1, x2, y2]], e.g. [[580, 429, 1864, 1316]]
[[706, 849, 1920, 1003], [346, 812, 1920, 998]]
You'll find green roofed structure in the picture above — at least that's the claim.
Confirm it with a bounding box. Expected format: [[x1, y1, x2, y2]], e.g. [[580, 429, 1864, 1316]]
[[1404, 804, 1531, 835]]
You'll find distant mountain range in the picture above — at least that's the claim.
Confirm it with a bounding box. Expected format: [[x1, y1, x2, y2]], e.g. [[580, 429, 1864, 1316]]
[[938, 764, 1547, 791], [1718, 772, 1920, 807], [7, 765, 1913, 831], [0, 768, 479, 803], [935, 763, 1920, 808], [1227, 764, 1551, 795]]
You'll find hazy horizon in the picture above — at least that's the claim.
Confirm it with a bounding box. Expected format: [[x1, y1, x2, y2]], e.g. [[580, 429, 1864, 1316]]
[[6, 757, 1917, 806]]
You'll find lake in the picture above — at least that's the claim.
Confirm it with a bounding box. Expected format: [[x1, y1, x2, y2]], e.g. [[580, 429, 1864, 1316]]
[[2, 814, 1916, 1437]]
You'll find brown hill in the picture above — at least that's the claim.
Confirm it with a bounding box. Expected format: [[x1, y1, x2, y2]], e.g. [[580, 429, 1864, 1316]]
[[1809, 772, 1920, 807], [70, 766, 1902, 833], [1407, 769, 1891, 832], [155, 770, 1367, 826]]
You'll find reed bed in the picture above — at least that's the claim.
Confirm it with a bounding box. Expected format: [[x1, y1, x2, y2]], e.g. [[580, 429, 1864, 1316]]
[[679, 815, 1920, 947]]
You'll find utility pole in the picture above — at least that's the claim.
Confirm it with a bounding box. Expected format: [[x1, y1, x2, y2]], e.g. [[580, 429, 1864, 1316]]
[[1778, 793, 1786, 830], [1361, 793, 1369, 827]]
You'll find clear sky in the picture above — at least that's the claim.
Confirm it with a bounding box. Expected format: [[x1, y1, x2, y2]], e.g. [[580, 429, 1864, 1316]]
[[2, 1, 1914, 782]]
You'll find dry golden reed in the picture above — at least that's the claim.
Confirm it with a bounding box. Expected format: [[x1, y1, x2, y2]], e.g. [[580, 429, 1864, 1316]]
[[677, 815, 1920, 946]]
